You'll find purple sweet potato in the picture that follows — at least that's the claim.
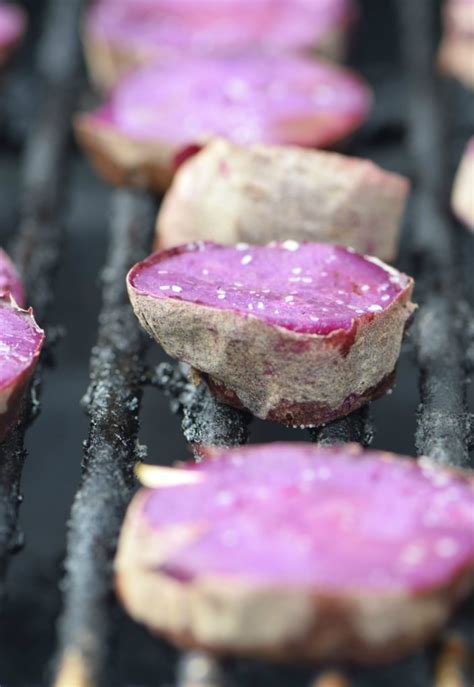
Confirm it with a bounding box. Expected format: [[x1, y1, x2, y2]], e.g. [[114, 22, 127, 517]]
[[0, 2, 26, 67], [157, 139, 410, 262], [0, 297, 44, 442], [0, 248, 24, 306], [75, 55, 371, 192], [439, 0, 474, 89], [443, 0, 474, 36], [127, 241, 415, 427], [115, 442, 474, 662], [84, 0, 357, 92], [452, 137, 474, 231], [439, 35, 474, 89]]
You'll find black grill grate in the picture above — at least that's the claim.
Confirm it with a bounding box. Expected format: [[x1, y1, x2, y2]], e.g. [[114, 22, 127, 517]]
[[0, 0, 81, 591], [0, 0, 472, 685], [398, 0, 473, 468], [53, 191, 155, 687]]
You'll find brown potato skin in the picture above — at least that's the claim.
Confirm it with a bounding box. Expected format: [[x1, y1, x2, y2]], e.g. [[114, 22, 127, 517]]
[[156, 139, 410, 262]]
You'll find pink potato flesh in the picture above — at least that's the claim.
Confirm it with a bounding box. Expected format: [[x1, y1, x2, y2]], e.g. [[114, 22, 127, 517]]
[[85, 0, 356, 72], [0, 298, 44, 442], [443, 0, 474, 37], [128, 241, 409, 336], [0, 249, 24, 306], [79, 54, 371, 151], [139, 443, 474, 592], [0, 2, 25, 62]]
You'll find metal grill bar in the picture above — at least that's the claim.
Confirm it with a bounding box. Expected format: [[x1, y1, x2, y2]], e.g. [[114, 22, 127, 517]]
[[397, 0, 472, 468], [0, 0, 81, 589], [156, 362, 251, 453], [53, 191, 154, 687], [309, 407, 373, 446]]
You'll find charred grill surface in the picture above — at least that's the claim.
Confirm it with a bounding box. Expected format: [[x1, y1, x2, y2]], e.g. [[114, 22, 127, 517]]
[[53, 191, 154, 687], [0, 0, 81, 591], [398, 0, 472, 468]]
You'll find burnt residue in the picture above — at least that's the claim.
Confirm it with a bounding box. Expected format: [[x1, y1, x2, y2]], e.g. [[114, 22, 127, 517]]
[[53, 191, 155, 687], [154, 362, 251, 455], [0, 0, 82, 596]]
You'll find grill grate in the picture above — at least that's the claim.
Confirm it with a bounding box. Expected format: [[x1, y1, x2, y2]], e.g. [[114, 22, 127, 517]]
[[0, 0, 472, 685], [398, 0, 473, 468], [54, 191, 155, 687], [0, 0, 81, 591]]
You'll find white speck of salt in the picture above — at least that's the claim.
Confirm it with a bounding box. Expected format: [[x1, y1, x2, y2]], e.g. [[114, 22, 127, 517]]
[[361, 284, 370, 292], [292, 267, 302, 275], [302, 277, 312, 284], [368, 304, 383, 312], [241, 254, 253, 265], [335, 299, 344, 305], [257, 302, 265, 310], [284, 295, 294, 303], [309, 315, 320, 322], [225, 77, 248, 101], [171, 285, 182, 293], [430, 471, 451, 488], [159, 285, 170, 291], [381, 294, 390, 301], [282, 240, 300, 251], [236, 242, 249, 250], [217, 293, 226, 300], [216, 490, 234, 507], [248, 303, 254, 311], [435, 537, 459, 558], [302, 468, 316, 482], [400, 543, 425, 566]]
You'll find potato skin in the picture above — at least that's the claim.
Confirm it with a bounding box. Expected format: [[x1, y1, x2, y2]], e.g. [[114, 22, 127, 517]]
[[157, 139, 410, 262]]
